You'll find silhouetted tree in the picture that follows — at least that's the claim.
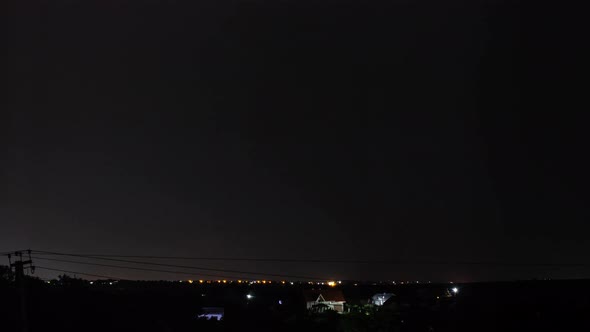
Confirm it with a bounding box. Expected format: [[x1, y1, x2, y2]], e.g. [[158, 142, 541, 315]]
[[0, 265, 14, 283], [57, 274, 86, 287]]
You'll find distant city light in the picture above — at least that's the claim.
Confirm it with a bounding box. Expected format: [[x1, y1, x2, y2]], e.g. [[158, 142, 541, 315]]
[[327, 281, 336, 287], [246, 294, 254, 300], [290, 282, 294, 285], [278, 300, 283, 305], [188, 280, 193, 284], [109, 282, 113, 285], [222, 280, 227, 284], [198, 280, 203, 283], [452, 287, 459, 294], [89, 281, 93, 285]]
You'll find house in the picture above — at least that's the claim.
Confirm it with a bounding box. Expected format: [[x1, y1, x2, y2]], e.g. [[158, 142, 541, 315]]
[[197, 307, 224, 320], [304, 289, 346, 313]]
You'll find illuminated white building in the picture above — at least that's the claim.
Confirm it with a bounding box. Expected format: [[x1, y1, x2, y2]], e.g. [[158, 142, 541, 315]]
[[370, 293, 395, 306]]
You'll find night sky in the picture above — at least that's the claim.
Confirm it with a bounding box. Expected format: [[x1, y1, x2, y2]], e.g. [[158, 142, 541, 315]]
[[5, 0, 588, 282]]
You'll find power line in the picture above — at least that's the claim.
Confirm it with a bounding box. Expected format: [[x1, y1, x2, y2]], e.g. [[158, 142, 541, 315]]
[[33, 256, 249, 280], [1, 250, 29, 256], [30, 250, 590, 267], [35, 266, 125, 280], [32, 252, 375, 263], [32, 250, 328, 280], [32, 251, 405, 263]]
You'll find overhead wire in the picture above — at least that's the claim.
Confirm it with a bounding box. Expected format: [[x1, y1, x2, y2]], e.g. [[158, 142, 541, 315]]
[[32, 250, 328, 280], [30, 250, 590, 267], [35, 266, 126, 280], [33, 256, 250, 280], [32, 252, 380, 263], [1, 250, 29, 256]]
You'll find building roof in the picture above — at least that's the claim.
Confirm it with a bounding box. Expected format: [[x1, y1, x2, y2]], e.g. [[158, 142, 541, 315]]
[[304, 289, 346, 302]]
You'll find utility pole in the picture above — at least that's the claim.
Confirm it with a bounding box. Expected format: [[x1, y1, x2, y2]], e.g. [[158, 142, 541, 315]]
[[8, 250, 34, 332]]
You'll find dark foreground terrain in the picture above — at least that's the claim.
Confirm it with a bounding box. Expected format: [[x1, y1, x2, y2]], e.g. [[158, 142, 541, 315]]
[[1, 276, 589, 332]]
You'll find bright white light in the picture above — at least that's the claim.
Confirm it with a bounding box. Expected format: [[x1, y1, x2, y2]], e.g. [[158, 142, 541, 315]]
[[452, 287, 459, 294], [246, 294, 254, 299], [109, 282, 113, 285], [278, 300, 282, 305], [90, 281, 93, 285]]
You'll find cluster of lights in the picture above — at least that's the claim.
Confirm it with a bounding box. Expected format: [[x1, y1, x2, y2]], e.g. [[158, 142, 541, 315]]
[[180, 279, 453, 288], [306, 281, 342, 286], [177, 279, 343, 285], [178, 279, 297, 284]]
